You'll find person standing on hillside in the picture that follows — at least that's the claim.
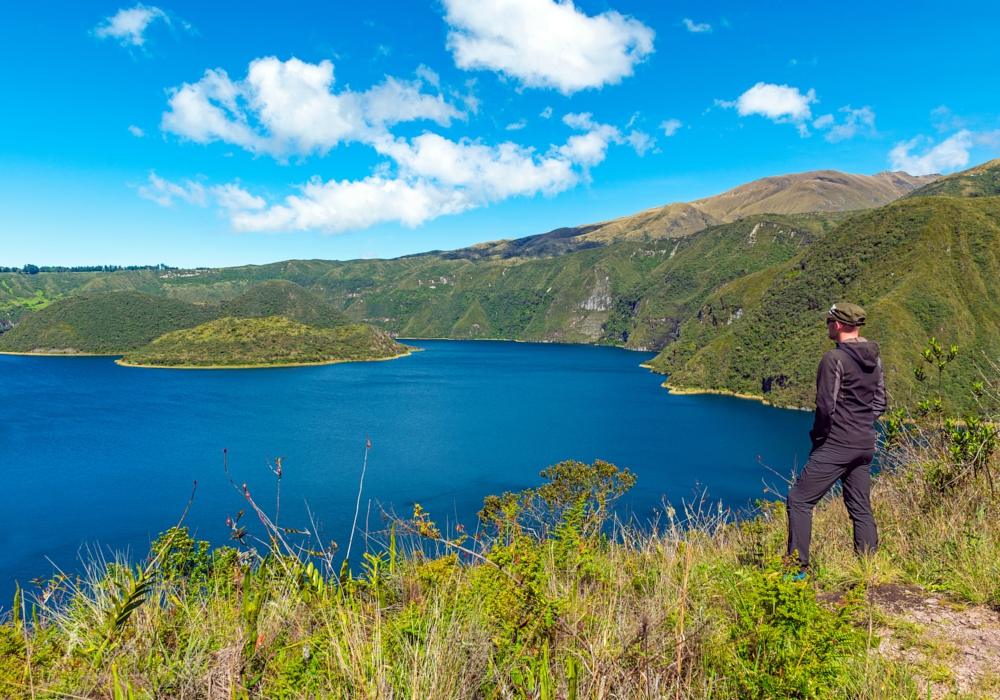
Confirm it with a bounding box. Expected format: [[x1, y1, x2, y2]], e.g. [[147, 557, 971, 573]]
[[786, 302, 886, 577]]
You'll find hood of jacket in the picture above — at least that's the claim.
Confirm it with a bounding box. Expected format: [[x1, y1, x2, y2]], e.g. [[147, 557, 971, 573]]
[[838, 340, 880, 371]]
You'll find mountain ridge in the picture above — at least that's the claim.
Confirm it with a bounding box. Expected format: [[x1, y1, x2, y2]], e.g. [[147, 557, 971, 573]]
[[438, 169, 939, 260]]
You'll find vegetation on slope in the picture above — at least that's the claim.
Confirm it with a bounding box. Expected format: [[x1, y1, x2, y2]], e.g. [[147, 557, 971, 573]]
[[649, 196, 1000, 412], [120, 316, 409, 367], [0, 292, 216, 354], [904, 158, 1000, 199], [4, 368, 999, 698], [219, 280, 348, 328]]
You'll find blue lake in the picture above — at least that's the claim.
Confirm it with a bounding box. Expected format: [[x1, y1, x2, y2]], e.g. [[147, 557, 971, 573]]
[[1, 340, 813, 595]]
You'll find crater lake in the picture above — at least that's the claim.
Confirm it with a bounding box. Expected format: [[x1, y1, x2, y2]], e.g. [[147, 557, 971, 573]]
[[1, 340, 814, 593]]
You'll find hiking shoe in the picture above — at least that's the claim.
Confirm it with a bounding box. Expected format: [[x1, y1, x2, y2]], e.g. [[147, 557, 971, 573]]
[[783, 570, 808, 582]]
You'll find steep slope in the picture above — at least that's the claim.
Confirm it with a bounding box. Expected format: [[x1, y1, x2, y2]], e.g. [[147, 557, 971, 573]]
[[615, 213, 845, 351], [648, 196, 1000, 412], [904, 158, 1000, 199], [120, 316, 409, 367], [220, 279, 347, 328], [0, 292, 217, 354], [690, 170, 940, 222]]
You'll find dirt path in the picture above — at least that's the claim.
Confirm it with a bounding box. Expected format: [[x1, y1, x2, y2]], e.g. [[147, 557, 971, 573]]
[[869, 584, 1000, 698]]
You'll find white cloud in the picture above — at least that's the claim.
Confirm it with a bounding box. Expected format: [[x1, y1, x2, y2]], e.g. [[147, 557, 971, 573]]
[[415, 64, 441, 88], [202, 114, 640, 234], [660, 118, 682, 136], [212, 183, 266, 212], [136, 172, 206, 207], [718, 82, 817, 136], [94, 4, 168, 47], [128, 125, 146, 137], [625, 130, 655, 156], [540, 107, 553, 119], [889, 130, 973, 176], [441, 0, 655, 94], [821, 105, 876, 143], [683, 18, 711, 33], [506, 120, 527, 130], [161, 57, 463, 159], [811, 114, 834, 129]]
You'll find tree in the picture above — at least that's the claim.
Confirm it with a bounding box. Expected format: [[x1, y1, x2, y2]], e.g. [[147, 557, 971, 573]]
[[22, 264, 39, 275]]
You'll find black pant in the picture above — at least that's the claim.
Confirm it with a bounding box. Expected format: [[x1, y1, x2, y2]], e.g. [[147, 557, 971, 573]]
[[786, 442, 878, 568]]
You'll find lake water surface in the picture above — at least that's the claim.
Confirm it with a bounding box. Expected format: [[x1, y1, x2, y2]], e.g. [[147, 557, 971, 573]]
[[1, 340, 813, 594]]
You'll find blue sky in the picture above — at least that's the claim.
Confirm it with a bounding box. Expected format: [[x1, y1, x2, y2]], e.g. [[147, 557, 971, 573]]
[[2, 0, 998, 267]]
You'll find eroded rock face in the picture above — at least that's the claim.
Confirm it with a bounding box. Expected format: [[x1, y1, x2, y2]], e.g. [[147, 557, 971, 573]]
[[580, 269, 612, 312]]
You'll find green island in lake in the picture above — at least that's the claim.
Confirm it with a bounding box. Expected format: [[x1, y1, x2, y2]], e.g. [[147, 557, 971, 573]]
[[117, 315, 411, 368]]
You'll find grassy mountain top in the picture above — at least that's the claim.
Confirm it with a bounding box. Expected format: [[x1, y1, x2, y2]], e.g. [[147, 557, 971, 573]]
[[690, 169, 939, 222], [649, 195, 1000, 412], [905, 158, 1000, 199], [119, 316, 410, 367], [220, 279, 347, 328], [440, 169, 936, 260], [0, 292, 216, 354], [443, 202, 721, 260]]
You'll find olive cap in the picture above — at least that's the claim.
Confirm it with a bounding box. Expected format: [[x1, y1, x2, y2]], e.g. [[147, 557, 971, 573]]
[[825, 302, 866, 326]]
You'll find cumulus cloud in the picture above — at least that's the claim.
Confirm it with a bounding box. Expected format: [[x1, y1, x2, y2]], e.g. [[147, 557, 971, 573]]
[[441, 0, 655, 94], [152, 53, 649, 233], [812, 105, 877, 142], [660, 118, 682, 136], [718, 82, 817, 136], [94, 4, 169, 46], [682, 18, 711, 33], [889, 131, 973, 176], [506, 120, 527, 130], [128, 125, 146, 137], [169, 113, 646, 234], [136, 172, 206, 207], [212, 183, 266, 212], [161, 57, 462, 159], [821, 105, 876, 142], [540, 107, 553, 119]]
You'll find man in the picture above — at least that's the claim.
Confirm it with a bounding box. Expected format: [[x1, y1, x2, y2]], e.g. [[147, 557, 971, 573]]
[[786, 302, 886, 575]]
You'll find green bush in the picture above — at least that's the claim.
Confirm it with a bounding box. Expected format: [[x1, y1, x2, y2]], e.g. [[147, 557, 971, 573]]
[[718, 564, 871, 699]]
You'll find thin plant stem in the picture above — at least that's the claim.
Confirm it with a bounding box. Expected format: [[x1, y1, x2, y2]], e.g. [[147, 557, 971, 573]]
[[345, 434, 371, 567]]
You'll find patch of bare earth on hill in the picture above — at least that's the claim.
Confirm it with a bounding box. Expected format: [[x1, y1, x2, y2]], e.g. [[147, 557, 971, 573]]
[[866, 583, 1000, 698]]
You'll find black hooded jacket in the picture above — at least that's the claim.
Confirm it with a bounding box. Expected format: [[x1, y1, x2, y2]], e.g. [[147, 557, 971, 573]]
[[810, 339, 887, 450]]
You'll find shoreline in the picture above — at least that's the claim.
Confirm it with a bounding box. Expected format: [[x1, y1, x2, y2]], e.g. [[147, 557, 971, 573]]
[[114, 346, 417, 370], [0, 350, 112, 357], [662, 382, 812, 411]]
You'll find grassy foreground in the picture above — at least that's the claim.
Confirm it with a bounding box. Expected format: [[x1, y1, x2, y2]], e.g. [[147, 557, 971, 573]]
[[2, 417, 999, 699]]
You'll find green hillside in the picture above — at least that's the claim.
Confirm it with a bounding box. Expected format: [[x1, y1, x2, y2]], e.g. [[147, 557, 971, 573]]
[[120, 316, 410, 367], [0, 214, 847, 355], [0, 292, 217, 354], [904, 158, 1000, 199], [219, 279, 347, 328], [648, 195, 1000, 412]]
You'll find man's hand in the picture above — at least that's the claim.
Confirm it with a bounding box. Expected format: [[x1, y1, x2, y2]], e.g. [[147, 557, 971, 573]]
[[809, 429, 827, 451]]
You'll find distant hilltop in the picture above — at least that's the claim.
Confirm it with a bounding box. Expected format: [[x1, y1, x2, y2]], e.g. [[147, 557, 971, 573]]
[[437, 168, 940, 260]]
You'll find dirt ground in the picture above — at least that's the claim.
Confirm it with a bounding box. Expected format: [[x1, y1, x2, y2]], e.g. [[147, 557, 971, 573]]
[[868, 584, 1000, 698]]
